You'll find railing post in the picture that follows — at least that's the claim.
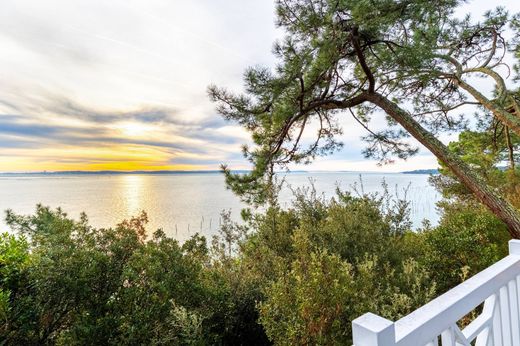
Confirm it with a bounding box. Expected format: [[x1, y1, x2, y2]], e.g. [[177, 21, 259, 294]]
[[352, 313, 396, 346], [509, 239, 520, 255]]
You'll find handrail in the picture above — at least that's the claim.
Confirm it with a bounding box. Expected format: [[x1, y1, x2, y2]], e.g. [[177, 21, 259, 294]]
[[352, 239, 520, 346]]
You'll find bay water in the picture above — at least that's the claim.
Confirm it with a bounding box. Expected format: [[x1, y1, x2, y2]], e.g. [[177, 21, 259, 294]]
[[0, 172, 440, 242]]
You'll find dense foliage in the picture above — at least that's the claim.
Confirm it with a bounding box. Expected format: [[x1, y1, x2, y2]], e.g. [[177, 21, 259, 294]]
[[1, 180, 511, 344]]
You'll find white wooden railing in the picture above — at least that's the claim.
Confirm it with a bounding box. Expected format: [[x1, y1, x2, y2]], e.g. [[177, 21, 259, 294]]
[[352, 239, 520, 346]]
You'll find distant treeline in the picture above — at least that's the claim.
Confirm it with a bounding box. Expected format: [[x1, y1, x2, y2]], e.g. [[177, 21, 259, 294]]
[[0, 169, 439, 176], [0, 170, 249, 176], [401, 169, 439, 175]]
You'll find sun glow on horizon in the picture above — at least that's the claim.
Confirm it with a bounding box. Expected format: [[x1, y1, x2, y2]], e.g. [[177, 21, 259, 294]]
[[0, 144, 216, 172], [0, 158, 209, 173]]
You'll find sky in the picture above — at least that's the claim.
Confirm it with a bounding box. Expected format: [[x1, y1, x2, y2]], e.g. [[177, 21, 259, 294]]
[[0, 0, 519, 173]]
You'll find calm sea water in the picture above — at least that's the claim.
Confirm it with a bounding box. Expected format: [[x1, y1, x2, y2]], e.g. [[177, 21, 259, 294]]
[[0, 172, 440, 242]]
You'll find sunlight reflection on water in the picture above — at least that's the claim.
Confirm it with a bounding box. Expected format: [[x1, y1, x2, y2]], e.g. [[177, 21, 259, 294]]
[[0, 172, 440, 242]]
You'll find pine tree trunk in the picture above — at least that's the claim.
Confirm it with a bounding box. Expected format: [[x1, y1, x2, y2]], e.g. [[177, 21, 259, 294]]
[[456, 79, 520, 137], [366, 92, 520, 238]]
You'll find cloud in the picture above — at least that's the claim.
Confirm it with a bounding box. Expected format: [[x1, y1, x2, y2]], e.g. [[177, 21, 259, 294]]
[[0, 93, 250, 171], [0, 121, 69, 137], [46, 98, 178, 125], [2, 0, 516, 172], [0, 135, 42, 149]]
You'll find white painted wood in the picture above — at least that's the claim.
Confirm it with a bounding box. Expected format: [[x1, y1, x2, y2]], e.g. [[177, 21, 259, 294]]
[[352, 313, 396, 346], [395, 255, 520, 345], [508, 239, 520, 255], [473, 294, 495, 346], [424, 338, 438, 346], [492, 294, 502, 346], [441, 327, 456, 346], [462, 308, 492, 341], [474, 326, 490, 346], [507, 279, 520, 345], [499, 285, 512, 346], [352, 240, 520, 346], [452, 325, 471, 346]]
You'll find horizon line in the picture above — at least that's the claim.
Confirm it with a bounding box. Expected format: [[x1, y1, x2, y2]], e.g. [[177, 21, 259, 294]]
[[0, 168, 439, 175]]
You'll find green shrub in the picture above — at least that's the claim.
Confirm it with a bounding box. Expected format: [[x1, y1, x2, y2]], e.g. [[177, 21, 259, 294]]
[[0, 185, 511, 345]]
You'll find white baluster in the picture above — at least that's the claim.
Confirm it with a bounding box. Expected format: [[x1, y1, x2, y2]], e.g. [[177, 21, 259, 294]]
[[492, 293, 503, 346], [507, 279, 520, 344], [441, 327, 456, 346], [474, 327, 490, 346], [499, 285, 513, 346]]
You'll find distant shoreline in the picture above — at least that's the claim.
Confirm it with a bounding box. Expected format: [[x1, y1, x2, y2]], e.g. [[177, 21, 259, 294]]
[[401, 169, 439, 175], [0, 169, 439, 176], [0, 170, 241, 176]]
